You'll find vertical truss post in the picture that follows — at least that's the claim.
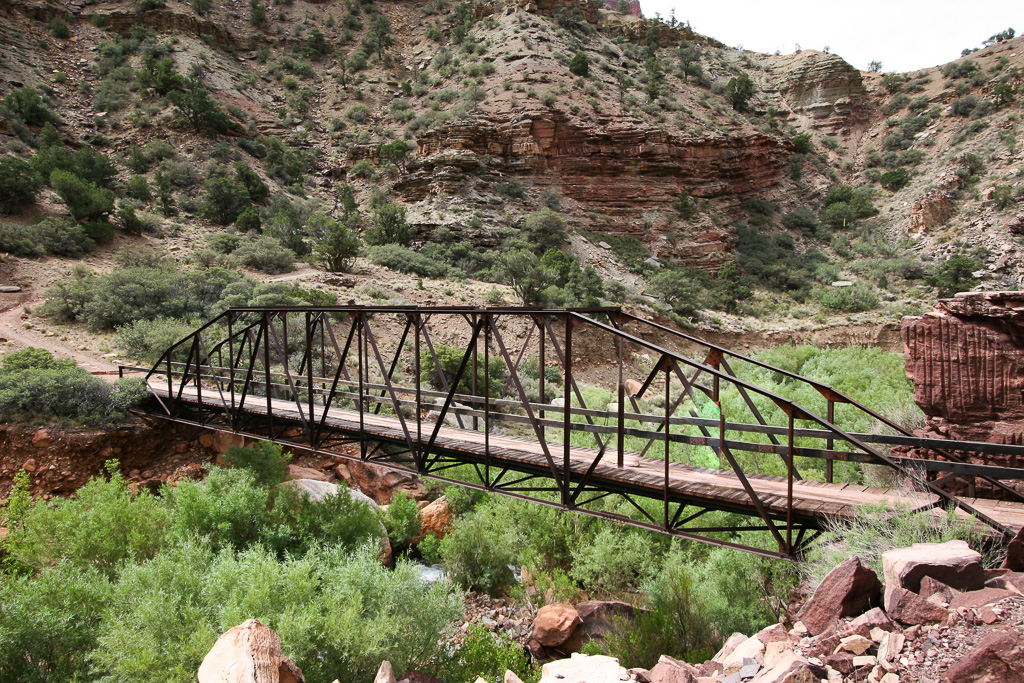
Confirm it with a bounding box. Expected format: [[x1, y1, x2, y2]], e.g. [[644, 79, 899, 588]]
[[664, 362, 671, 528], [538, 316, 546, 441], [357, 312, 365, 459], [264, 312, 273, 437], [227, 312, 236, 423], [563, 315, 573, 508], [826, 399, 835, 483], [306, 311, 315, 446], [617, 333, 625, 468], [484, 312, 491, 487], [413, 312, 422, 468], [472, 312, 479, 432], [787, 411, 795, 554]]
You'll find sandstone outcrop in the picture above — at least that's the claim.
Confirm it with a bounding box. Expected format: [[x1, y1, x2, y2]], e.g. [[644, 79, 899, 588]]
[[901, 292, 1024, 476], [882, 540, 985, 594], [418, 495, 453, 539], [197, 619, 304, 683], [396, 115, 790, 270], [760, 51, 866, 131]]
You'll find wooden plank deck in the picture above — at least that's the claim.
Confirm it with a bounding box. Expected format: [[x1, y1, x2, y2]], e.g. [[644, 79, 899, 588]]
[[150, 381, 1024, 534]]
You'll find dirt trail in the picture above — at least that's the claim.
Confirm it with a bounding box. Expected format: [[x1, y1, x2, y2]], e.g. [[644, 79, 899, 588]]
[[0, 300, 124, 375]]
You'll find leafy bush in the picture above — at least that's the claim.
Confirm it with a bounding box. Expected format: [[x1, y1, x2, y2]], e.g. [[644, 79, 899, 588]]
[[928, 253, 980, 297], [201, 177, 251, 225], [2, 87, 60, 126], [419, 343, 508, 399], [0, 222, 44, 257], [232, 235, 296, 273], [126, 174, 152, 200], [780, 206, 819, 234], [349, 158, 376, 179], [346, 104, 371, 122], [879, 167, 911, 191], [0, 563, 112, 683], [206, 231, 244, 254], [436, 624, 535, 683], [0, 156, 41, 214], [166, 467, 272, 552], [365, 201, 413, 246], [383, 490, 422, 554], [813, 284, 878, 312], [234, 161, 270, 202], [570, 526, 656, 592], [441, 504, 517, 596], [2, 460, 169, 576], [222, 441, 292, 488], [117, 316, 199, 363], [50, 169, 114, 222], [569, 51, 589, 77], [791, 132, 813, 154], [310, 213, 361, 272], [368, 244, 451, 278], [0, 348, 147, 425], [521, 207, 567, 254]]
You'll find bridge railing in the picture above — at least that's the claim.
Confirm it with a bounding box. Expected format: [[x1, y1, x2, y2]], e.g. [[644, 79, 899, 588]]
[[132, 305, 1022, 557]]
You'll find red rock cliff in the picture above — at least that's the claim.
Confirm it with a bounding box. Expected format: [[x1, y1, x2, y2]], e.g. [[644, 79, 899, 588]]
[[902, 291, 1024, 448]]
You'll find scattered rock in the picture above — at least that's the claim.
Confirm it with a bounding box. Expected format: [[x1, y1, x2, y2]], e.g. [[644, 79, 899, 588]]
[[574, 601, 636, 643], [943, 630, 1024, 682], [798, 556, 881, 635], [1001, 527, 1024, 572], [375, 661, 397, 683], [286, 464, 331, 481], [197, 618, 305, 683], [21, 457, 38, 472], [749, 651, 825, 683], [31, 429, 54, 448]]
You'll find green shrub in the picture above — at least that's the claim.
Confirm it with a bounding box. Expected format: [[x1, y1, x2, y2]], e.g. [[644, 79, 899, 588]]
[[596, 551, 716, 668], [2, 460, 169, 576], [92, 543, 462, 683], [0, 222, 44, 257], [2, 87, 59, 126], [569, 526, 656, 592], [521, 207, 567, 254], [435, 624, 536, 683], [166, 467, 272, 551], [928, 253, 980, 297], [126, 174, 152, 201], [879, 167, 911, 191], [346, 104, 371, 122], [383, 491, 422, 554], [235, 205, 261, 232], [367, 244, 450, 277], [419, 342, 508, 399], [813, 284, 879, 312], [118, 199, 144, 234], [310, 213, 361, 272], [202, 176, 251, 225], [117, 316, 200, 363], [234, 161, 270, 202], [232, 235, 296, 273], [0, 348, 147, 425], [791, 132, 813, 154], [35, 217, 97, 256], [495, 179, 526, 198], [349, 158, 376, 179], [441, 504, 516, 596], [50, 169, 114, 222], [569, 51, 589, 77], [206, 231, 244, 254], [222, 442, 292, 488], [780, 206, 819, 234], [0, 563, 112, 683], [49, 16, 71, 39], [365, 201, 412, 246], [0, 156, 42, 214]]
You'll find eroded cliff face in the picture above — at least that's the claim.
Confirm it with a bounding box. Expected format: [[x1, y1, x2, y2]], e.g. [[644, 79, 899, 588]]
[[902, 292, 1024, 456], [759, 50, 867, 132], [396, 114, 790, 268]]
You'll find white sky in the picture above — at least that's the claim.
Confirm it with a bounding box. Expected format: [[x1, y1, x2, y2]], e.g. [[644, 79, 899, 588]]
[[638, 1, 1022, 73]]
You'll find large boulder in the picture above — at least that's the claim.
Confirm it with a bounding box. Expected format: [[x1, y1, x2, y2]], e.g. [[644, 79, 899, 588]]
[[418, 496, 452, 539], [574, 601, 636, 642], [882, 540, 985, 596], [1002, 527, 1024, 572], [286, 464, 332, 482], [884, 587, 949, 625], [197, 619, 304, 683], [797, 556, 881, 636], [540, 653, 627, 683], [531, 603, 582, 648], [334, 460, 424, 504], [943, 630, 1024, 682]]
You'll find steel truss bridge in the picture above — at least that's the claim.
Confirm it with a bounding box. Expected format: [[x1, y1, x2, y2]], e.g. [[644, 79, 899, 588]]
[[124, 305, 1024, 560]]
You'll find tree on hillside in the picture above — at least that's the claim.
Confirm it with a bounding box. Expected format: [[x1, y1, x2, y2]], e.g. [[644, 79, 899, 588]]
[[379, 140, 411, 171], [569, 52, 590, 77], [644, 56, 664, 101], [726, 73, 755, 111], [929, 254, 981, 298], [0, 157, 41, 214], [310, 213, 362, 272], [363, 15, 394, 60], [365, 201, 412, 246], [168, 70, 234, 135]]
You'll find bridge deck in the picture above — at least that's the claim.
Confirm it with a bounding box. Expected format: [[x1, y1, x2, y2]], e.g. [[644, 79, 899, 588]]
[[151, 381, 1024, 533]]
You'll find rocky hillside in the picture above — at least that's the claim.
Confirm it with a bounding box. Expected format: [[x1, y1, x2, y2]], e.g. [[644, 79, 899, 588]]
[[0, 0, 1021, 338]]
